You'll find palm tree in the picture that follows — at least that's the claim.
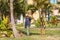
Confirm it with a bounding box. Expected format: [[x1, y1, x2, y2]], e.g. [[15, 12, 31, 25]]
[[10, 0, 20, 38], [34, 0, 50, 35]]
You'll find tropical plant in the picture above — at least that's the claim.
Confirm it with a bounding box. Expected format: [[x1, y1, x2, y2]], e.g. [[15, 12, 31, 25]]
[[0, 15, 8, 30], [0, 15, 13, 37], [34, 0, 51, 35]]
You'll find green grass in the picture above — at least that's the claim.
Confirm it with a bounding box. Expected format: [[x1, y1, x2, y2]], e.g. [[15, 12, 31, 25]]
[[0, 30, 60, 40], [0, 37, 34, 40], [1, 28, 60, 40], [46, 30, 60, 36], [20, 28, 60, 36], [46, 23, 60, 28]]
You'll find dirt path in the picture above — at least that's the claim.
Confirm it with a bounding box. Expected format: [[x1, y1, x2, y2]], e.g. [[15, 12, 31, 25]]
[[30, 35, 60, 40]]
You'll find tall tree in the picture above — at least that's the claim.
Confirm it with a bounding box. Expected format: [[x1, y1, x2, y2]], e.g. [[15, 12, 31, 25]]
[[0, 0, 10, 16], [0, 0, 25, 19], [0, 0, 2, 20], [10, 0, 20, 38], [14, 0, 25, 18], [34, 0, 50, 35]]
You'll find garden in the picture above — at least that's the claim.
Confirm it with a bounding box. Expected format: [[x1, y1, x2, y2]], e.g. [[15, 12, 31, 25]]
[[0, 0, 60, 40]]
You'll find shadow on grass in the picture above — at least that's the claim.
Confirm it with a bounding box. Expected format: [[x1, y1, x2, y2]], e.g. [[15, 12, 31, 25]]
[[20, 30, 40, 36], [19, 29, 60, 36], [30, 33, 40, 35]]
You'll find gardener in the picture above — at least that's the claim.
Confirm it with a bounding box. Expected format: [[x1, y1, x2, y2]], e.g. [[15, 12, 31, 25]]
[[25, 14, 31, 36]]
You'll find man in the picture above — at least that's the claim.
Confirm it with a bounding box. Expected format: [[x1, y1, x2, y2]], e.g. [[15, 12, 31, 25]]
[[25, 14, 31, 36]]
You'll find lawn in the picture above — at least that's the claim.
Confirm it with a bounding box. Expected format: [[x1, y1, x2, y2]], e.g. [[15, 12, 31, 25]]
[[46, 23, 60, 28], [0, 35, 60, 40], [20, 28, 60, 36], [0, 28, 60, 40]]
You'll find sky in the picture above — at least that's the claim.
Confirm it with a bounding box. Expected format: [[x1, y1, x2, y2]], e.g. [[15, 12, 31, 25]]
[[50, 0, 57, 4]]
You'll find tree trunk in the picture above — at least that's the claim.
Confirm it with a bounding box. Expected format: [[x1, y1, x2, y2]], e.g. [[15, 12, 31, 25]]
[[39, 8, 45, 35], [0, 11, 2, 20], [10, 0, 20, 38]]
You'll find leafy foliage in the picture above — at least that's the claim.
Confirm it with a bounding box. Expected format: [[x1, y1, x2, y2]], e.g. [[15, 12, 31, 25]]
[[50, 16, 58, 26], [0, 0, 25, 18], [14, 0, 25, 17], [0, 15, 13, 37], [0, 16, 8, 30], [34, 19, 40, 27], [0, 0, 10, 15]]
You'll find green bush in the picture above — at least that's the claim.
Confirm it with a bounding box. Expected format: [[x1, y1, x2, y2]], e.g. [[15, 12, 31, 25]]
[[50, 16, 57, 22], [50, 16, 58, 26], [16, 23, 24, 27], [0, 19, 8, 30], [7, 30, 13, 37], [16, 23, 24, 31], [0, 16, 13, 37], [34, 19, 40, 28]]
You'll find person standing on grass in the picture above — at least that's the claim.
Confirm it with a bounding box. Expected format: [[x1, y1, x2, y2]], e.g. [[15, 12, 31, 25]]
[[25, 14, 31, 36]]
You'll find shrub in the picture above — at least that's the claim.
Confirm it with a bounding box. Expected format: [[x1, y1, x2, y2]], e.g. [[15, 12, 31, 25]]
[[0, 16, 8, 30], [16, 23, 24, 31], [50, 16, 57, 25], [34, 19, 40, 28], [0, 15, 13, 37], [16, 23, 24, 27]]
